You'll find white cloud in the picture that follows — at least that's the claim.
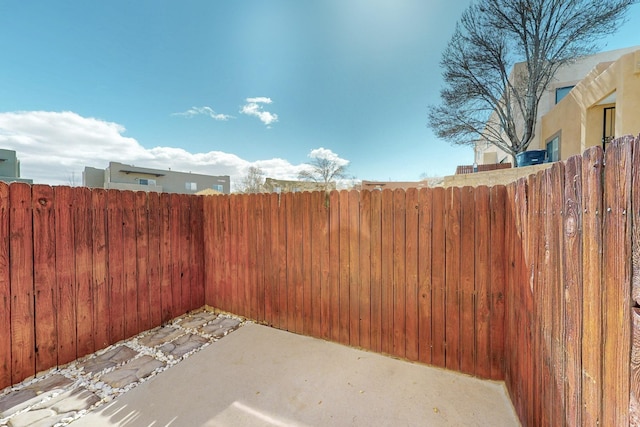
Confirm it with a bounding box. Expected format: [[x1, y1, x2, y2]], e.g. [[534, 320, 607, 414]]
[[0, 111, 301, 187], [240, 97, 278, 126], [172, 106, 234, 121], [308, 147, 350, 167]]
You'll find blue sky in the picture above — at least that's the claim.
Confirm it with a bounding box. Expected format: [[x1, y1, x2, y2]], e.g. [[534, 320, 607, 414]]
[[0, 1, 639, 188]]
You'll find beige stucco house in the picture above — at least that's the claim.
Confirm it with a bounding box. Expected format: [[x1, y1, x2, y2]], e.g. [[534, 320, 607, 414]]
[[476, 46, 640, 165]]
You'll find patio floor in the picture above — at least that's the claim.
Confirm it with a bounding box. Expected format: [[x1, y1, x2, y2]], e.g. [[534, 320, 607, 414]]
[[73, 322, 520, 426]]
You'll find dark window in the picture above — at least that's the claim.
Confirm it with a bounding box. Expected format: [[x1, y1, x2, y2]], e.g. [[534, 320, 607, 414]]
[[555, 86, 575, 104], [546, 136, 559, 162]]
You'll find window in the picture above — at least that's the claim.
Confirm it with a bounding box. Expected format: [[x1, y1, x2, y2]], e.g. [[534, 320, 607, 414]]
[[139, 178, 156, 186], [185, 182, 197, 191], [212, 184, 224, 192], [546, 136, 560, 162], [555, 86, 574, 104]]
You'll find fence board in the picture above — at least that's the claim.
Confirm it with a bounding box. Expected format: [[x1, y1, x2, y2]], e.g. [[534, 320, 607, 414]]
[[474, 186, 490, 379], [602, 139, 632, 426], [9, 183, 35, 383], [431, 187, 446, 368], [135, 192, 151, 334], [405, 188, 419, 362], [32, 185, 57, 372], [310, 191, 323, 338], [179, 195, 192, 315], [284, 192, 296, 331], [318, 192, 330, 340], [359, 190, 372, 349], [121, 191, 137, 340], [370, 190, 382, 353], [460, 186, 476, 375], [529, 173, 542, 425], [247, 194, 259, 321], [191, 196, 205, 311], [381, 189, 394, 354], [338, 190, 350, 345], [0, 183, 10, 389], [349, 190, 360, 347], [147, 192, 162, 327], [228, 195, 239, 318], [159, 193, 173, 323], [392, 189, 406, 359], [329, 191, 340, 341], [268, 194, 280, 326], [107, 190, 125, 343], [75, 187, 95, 357], [445, 187, 461, 371], [489, 186, 505, 381], [303, 192, 313, 335], [631, 308, 640, 425], [92, 189, 109, 349], [418, 188, 432, 365], [563, 155, 583, 426]]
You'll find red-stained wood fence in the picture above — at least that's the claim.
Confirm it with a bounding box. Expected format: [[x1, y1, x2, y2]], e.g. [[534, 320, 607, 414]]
[[0, 184, 204, 388], [203, 187, 508, 379], [2, 136, 640, 426]]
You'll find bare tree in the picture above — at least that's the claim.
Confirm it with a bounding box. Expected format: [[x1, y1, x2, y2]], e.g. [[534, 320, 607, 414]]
[[298, 148, 350, 190], [428, 0, 635, 163], [238, 166, 265, 193]]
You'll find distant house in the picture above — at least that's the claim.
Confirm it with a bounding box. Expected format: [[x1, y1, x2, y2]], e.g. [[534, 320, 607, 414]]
[[0, 149, 33, 184], [359, 180, 430, 191], [83, 162, 230, 195], [263, 177, 333, 193], [475, 46, 640, 166]]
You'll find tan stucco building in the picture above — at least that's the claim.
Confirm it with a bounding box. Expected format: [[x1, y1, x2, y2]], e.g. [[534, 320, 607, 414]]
[[539, 48, 640, 159], [476, 46, 640, 165]]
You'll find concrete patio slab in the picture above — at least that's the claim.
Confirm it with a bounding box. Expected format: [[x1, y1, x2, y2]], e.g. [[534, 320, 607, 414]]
[[73, 323, 520, 426]]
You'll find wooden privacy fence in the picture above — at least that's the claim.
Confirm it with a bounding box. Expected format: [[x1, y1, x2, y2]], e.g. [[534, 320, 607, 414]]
[[203, 186, 507, 379], [2, 136, 640, 426], [502, 136, 639, 426], [0, 184, 205, 389]]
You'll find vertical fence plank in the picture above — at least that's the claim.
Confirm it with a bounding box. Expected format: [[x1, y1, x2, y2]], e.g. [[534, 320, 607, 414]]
[[135, 192, 151, 334], [247, 194, 258, 321], [32, 185, 57, 373], [370, 190, 382, 353], [0, 183, 10, 389], [563, 155, 583, 427], [339, 190, 350, 345], [75, 187, 94, 357], [381, 189, 394, 354], [9, 183, 34, 383], [581, 146, 605, 425], [529, 173, 542, 426], [392, 189, 406, 358], [191, 196, 205, 311], [285, 192, 297, 331], [359, 190, 372, 350], [418, 188, 433, 365], [302, 192, 313, 335], [318, 191, 331, 340], [267, 194, 280, 326], [431, 187, 446, 368], [51, 191, 73, 371], [278, 193, 289, 331], [539, 171, 552, 427], [602, 139, 632, 426], [292, 192, 305, 333], [255, 194, 266, 323], [310, 191, 323, 338], [329, 190, 340, 341], [179, 195, 192, 315], [445, 186, 461, 371], [203, 195, 215, 308], [107, 190, 125, 343], [460, 186, 476, 375], [121, 191, 138, 339], [261, 194, 272, 325], [405, 188, 419, 362], [159, 193, 173, 322], [631, 136, 640, 423], [228, 195, 239, 318], [92, 189, 109, 349], [474, 186, 491, 379], [147, 192, 162, 327], [349, 190, 360, 347], [489, 185, 505, 380]]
